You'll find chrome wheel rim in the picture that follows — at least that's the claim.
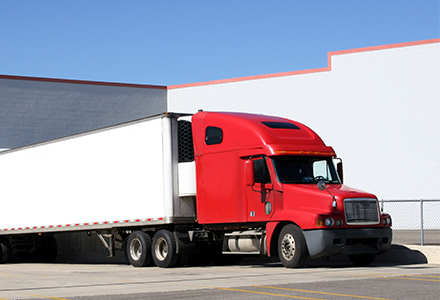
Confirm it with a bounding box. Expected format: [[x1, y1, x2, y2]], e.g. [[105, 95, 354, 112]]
[[130, 238, 142, 261], [280, 233, 295, 261], [155, 237, 168, 261]]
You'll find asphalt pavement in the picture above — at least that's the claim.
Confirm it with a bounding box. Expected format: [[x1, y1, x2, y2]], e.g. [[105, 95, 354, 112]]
[[0, 252, 439, 300]]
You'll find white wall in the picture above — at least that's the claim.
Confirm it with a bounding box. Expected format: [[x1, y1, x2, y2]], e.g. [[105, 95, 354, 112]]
[[168, 41, 440, 200]]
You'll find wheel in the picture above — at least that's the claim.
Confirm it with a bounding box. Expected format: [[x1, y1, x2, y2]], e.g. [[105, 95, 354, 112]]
[[278, 224, 308, 268], [348, 254, 376, 266], [0, 238, 9, 264], [127, 231, 152, 267], [152, 230, 180, 268]]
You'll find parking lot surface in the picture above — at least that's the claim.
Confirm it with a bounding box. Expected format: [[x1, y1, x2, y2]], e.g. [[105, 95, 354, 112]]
[[0, 259, 439, 300]]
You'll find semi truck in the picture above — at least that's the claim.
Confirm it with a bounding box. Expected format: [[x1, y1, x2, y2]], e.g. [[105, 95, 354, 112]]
[[0, 111, 392, 268]]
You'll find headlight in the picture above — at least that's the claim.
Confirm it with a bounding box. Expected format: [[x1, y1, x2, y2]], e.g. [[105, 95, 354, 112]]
[[325, 217, 335, 227], [382, 215, 392, 226], [387, 216, 392, 226], [335, 219, 343, 226]]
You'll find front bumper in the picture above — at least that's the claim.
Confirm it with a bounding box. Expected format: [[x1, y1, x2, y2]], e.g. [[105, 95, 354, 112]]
[[303, 227, 392, 259]]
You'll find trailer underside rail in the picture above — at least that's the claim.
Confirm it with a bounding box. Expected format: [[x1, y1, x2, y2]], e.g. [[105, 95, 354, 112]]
[[0, 217, 195, 235]]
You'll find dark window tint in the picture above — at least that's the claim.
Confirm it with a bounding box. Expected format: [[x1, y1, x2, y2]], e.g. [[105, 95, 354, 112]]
[[205, 126, 223, 145], [254, 158, 271, 184], [262, 121, 300, 129]]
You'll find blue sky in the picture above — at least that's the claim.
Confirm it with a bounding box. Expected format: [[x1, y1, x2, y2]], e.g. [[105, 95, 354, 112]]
[[1, 1, 438, 86]]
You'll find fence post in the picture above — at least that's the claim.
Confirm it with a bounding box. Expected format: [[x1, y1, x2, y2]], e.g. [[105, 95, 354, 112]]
[[420, 199, 424, 246]]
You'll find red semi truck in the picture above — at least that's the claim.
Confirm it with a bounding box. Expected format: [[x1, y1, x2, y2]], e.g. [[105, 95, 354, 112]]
[[0, 111, 392, 268]]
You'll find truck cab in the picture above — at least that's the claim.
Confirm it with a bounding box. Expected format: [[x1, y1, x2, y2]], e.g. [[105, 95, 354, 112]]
[[190, 111, 392, 267]]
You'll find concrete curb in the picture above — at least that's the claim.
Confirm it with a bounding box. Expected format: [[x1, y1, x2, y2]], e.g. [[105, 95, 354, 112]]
[[400, 244, 440, 264], [305, 244, 440, 266]]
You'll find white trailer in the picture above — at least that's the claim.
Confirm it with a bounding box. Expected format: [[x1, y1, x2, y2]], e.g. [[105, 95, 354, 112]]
[[0, 113, 197, 266]]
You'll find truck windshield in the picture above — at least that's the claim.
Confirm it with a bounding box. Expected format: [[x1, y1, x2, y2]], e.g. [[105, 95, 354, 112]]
[[271, 156, 341, 184]]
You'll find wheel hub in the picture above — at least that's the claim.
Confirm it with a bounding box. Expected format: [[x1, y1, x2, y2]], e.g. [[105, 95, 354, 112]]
[[130, 238, 142, 261], [155, 237, 168, 261], [281, 233, 295, 260]]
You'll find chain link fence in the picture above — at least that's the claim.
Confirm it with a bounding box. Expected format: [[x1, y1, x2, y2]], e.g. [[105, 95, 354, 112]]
[[379, 199, 440, 245]]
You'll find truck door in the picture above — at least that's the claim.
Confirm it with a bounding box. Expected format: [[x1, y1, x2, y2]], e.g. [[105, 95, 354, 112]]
[[246, 156, 274, 222]]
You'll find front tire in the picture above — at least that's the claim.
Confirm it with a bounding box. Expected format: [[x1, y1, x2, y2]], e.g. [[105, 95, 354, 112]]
[[152, 230, 180, 268], [127, 231, 152, 267], [278, 224, 308, 268]]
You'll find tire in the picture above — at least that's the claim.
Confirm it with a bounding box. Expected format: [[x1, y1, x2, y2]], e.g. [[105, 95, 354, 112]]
[[152, 230, 180, 268], [277, 224, 308, 268], [348, 254, 376, 266], [127, 231, 152, 267]]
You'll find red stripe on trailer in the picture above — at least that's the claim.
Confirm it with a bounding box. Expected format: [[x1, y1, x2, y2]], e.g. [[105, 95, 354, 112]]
[[1, 217, 169, 233]]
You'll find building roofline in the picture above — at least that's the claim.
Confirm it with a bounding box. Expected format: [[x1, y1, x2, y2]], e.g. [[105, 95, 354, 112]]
[[1, 39, 438, 91], [167, 38, 440, 90], [0, 74, 167, 90]]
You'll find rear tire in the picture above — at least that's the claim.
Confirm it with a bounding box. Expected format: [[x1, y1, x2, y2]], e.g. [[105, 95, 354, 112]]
[[278, 224, 308, 268], [152, 230, 180, 268], [127, 231, 152, 267]]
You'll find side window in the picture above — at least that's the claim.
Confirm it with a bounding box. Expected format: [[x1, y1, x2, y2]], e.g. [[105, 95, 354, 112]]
[[253, 158, 271, 184], [205, 126, 223, 145], [313, 160, 328, 179]]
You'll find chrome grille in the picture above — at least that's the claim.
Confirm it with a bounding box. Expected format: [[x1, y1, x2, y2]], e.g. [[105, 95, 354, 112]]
[[344, 198, 380, 225]]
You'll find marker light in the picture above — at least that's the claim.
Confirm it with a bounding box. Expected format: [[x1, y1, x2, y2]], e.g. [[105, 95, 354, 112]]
[[275, 150, 336, 156], [316, 218, 324, 227]]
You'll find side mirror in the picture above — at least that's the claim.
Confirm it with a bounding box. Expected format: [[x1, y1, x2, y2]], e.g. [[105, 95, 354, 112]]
[[333, 158, 343, 184], [245, 160, 254, 186], [317, 180, 326, 191], [337, 161, 343, 184]]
